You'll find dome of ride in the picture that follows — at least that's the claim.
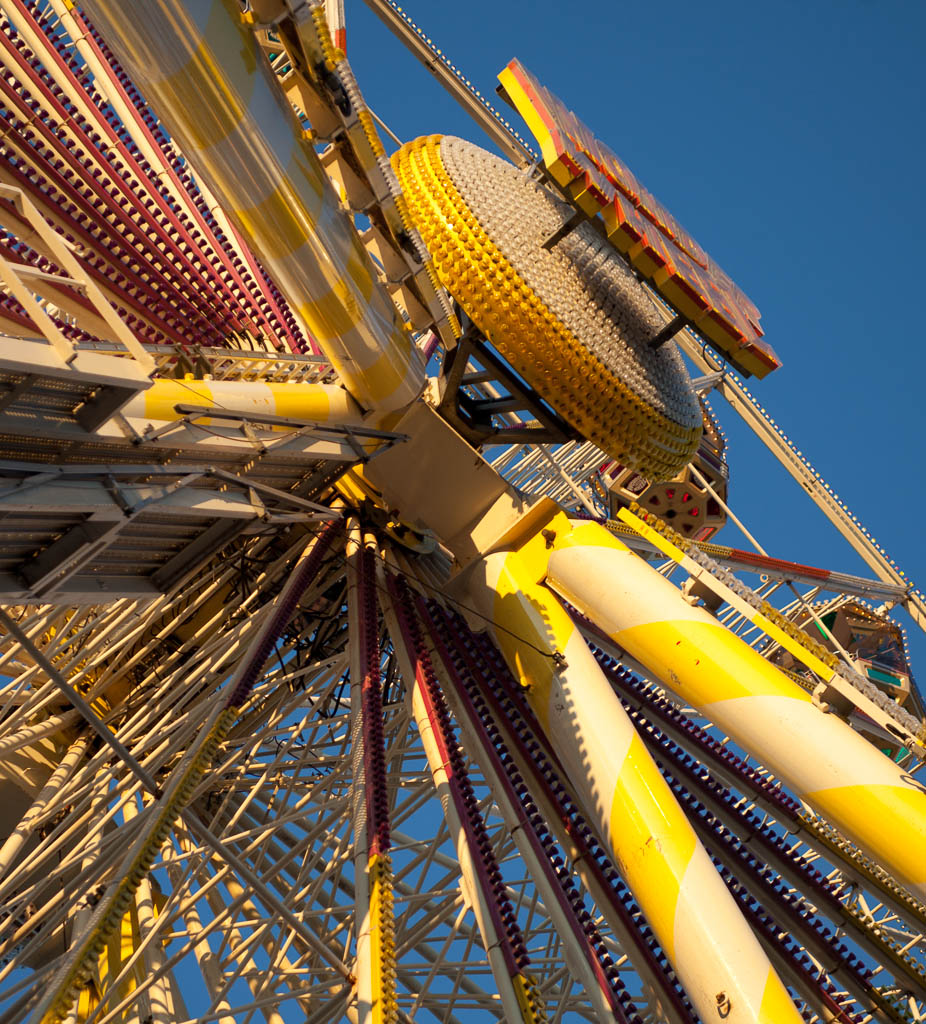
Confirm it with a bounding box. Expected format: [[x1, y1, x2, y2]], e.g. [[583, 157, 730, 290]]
[[393, 135, 702, 480]]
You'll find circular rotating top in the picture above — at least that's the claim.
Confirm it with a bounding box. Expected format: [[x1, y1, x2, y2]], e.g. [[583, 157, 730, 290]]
[[394, 135, 702, 479]]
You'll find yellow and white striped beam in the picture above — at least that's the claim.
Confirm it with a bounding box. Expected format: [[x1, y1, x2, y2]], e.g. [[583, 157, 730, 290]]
[[80, 0, 425, 419], [614, 505, 926, 758], [467, 536, 803, 1024], [542, 518, 926, 901], [121, 377, 363, 426]]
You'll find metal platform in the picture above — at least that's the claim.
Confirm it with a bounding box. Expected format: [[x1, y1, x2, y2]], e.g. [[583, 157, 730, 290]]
[[0, 341, 403, 603]]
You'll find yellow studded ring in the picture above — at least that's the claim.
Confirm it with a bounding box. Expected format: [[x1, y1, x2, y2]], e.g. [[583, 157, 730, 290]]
[[393, 136, 702, 479]]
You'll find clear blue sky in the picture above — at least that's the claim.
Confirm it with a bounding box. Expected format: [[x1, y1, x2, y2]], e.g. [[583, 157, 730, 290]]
[[346, 0, 926, 664]]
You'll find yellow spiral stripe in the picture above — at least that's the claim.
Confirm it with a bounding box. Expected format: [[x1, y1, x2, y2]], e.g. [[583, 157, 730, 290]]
[[472, 546, 803, 1023], [393, 135, 701, 479], [543, 520, 926, 900]]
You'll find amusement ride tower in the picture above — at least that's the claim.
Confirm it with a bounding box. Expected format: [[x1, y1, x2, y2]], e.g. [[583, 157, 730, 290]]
[[0, 2, 923, 1023]]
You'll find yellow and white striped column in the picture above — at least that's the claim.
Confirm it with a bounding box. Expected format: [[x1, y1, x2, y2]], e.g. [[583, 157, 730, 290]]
[[81, 0, 425, 419], [121, 377, 363, 426], [543, 519, 926, 900], [467, 539, 803, 1024]]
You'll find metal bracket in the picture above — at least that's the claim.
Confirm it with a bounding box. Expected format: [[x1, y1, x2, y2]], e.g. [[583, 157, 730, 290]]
[[647, 312, 688, 350], [435, 315, 578, 448], [541, 209, 585, 250], [689, 371, 725, 396]]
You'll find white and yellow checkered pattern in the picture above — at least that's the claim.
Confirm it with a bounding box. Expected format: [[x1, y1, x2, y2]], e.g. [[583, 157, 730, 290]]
[[81, 0, 425, 419]]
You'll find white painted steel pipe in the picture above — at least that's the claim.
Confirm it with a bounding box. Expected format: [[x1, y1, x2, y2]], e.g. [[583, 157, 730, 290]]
[[0, 709, 82, 757], [408, 682, 527, 1024], [0, 735, 89, 877]]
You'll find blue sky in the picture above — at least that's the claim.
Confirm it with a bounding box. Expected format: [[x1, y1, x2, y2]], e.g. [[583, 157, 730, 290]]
[[345, 0, 926, 668]]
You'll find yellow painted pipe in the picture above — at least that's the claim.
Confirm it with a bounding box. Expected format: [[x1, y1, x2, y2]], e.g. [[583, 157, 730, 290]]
[[543, 518, 926, 900], [121, 378, 363, 426], [80, 0, 425, 419], [467, 542, 803, 1024]]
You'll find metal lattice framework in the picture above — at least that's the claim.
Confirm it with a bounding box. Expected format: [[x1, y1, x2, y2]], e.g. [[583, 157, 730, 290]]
[[0, 2, 924, 1024]]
